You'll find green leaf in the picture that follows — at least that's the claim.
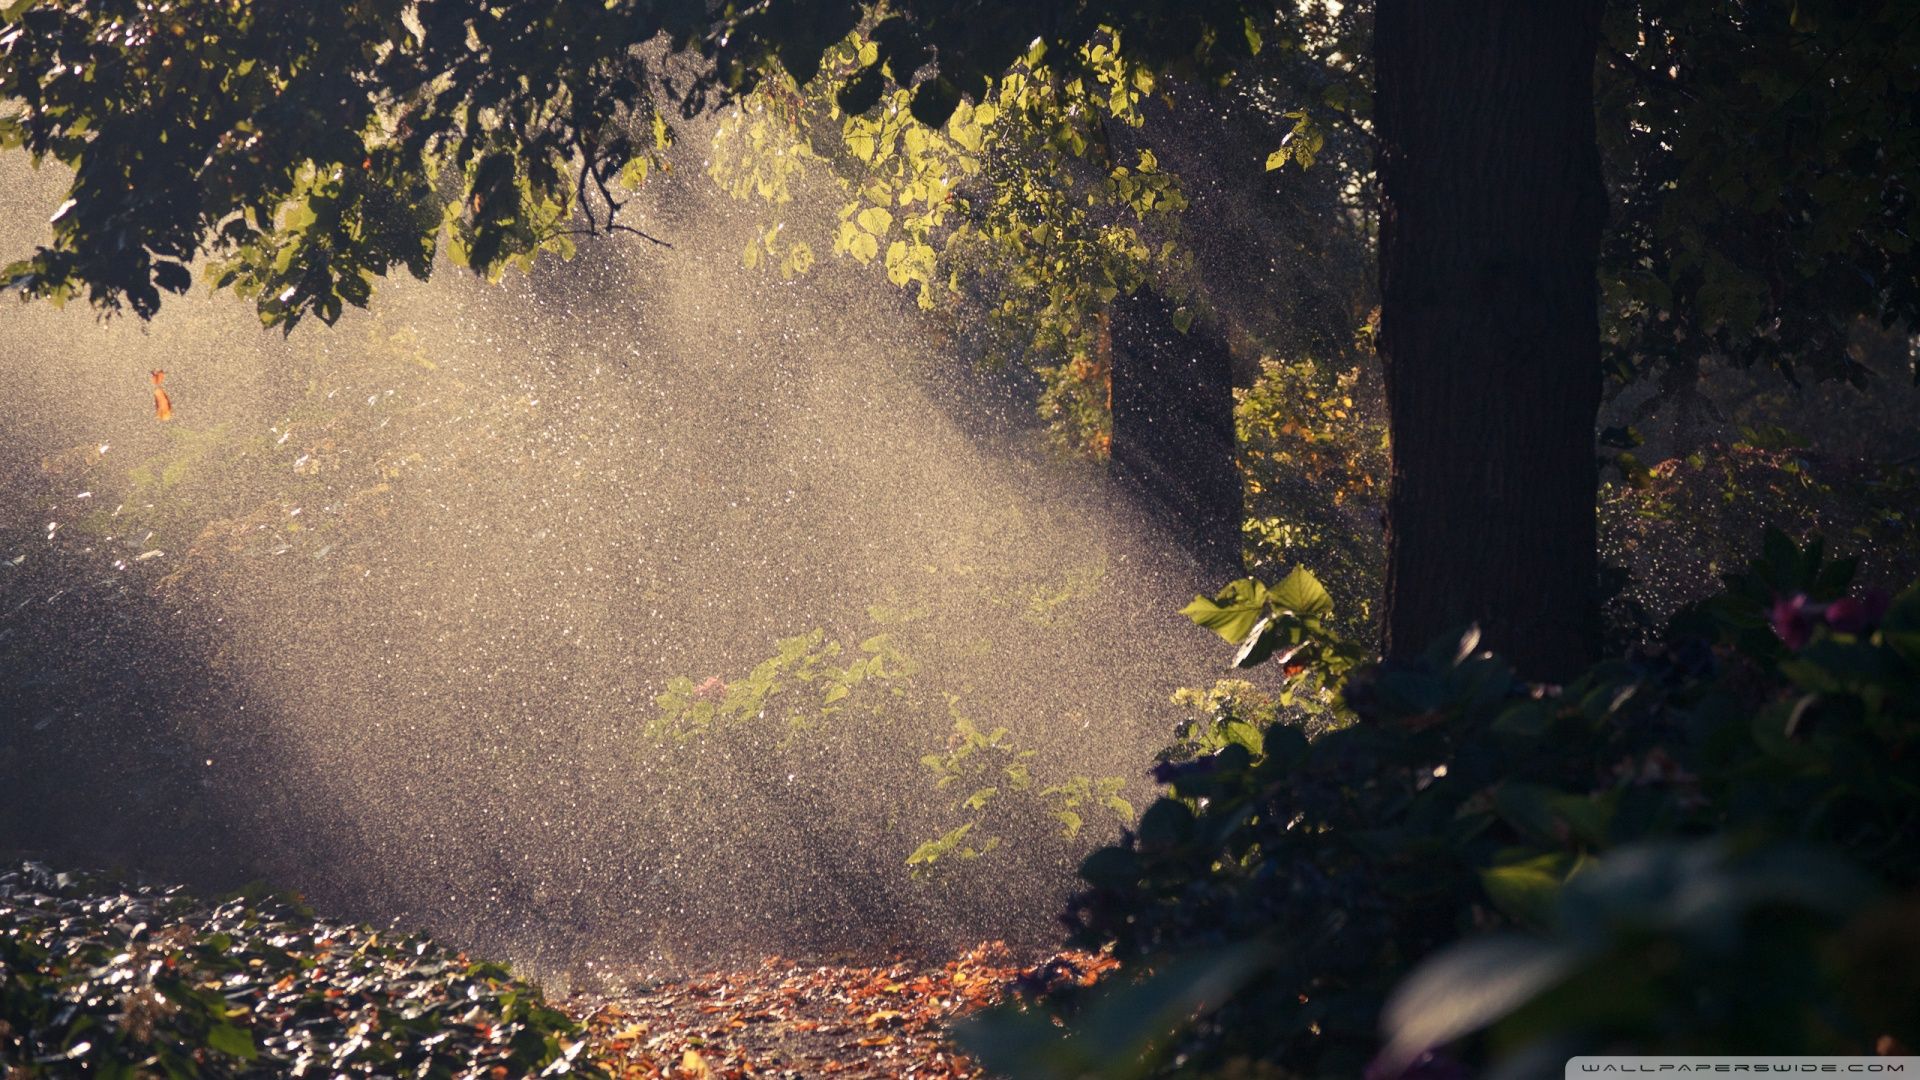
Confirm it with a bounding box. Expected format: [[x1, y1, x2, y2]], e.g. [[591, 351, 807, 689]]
[[205, 1023, 257, 1062], [907, 822, 975, 866], [1180, 579, 1268, 643], [1054, 809, 1083, 837], [1479, 852, 1578, 927], [1759, 528, 1800, 585], [1267, 566, 1333, 618]]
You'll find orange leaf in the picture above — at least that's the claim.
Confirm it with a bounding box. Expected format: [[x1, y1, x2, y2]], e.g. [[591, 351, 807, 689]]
[[151, 370, 173, 422]]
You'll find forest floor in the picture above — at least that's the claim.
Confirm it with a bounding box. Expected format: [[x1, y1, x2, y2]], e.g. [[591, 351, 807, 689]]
[[566, 944, 1115, 1079]]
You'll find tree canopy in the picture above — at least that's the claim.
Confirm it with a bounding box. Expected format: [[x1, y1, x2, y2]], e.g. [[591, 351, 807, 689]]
[[0, 0, 1279, 327], [5, 1, 1912, 381], [4, 0, 1916, 675]]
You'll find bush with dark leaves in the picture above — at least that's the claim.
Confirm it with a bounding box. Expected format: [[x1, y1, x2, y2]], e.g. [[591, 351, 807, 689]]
[[0, 865, 598, 1078], [962, 532, 1920, 1077]]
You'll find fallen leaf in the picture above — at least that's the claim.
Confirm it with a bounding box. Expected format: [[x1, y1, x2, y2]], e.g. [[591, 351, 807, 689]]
[[151, 370, 173, 422], [677, 1049, 713, 1079]]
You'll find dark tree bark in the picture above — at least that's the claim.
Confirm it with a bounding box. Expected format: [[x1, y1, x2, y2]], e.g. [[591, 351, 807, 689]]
[[1374, 1, 1608, 681], [1108, 288, 1243, 581]]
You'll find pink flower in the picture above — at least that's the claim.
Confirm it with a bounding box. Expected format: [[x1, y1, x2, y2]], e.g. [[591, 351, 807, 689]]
[[1823, 588, 1893, 634], [1771, 592, 1816, 650], [1825, 596, 1868, 634]]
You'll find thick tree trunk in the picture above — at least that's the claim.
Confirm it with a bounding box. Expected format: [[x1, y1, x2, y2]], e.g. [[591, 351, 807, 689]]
[[1108, 288, 1242, 581], [1374, 1, 1608, 681]]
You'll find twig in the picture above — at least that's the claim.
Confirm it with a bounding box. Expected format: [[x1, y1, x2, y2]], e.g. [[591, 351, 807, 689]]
[[609, 222, 673, 248], [553, 134, 674, 249]]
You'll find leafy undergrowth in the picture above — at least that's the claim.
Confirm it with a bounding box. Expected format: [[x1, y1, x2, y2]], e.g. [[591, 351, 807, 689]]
[[568, 945, 1117, 1079], [0, 862, 594, 1077], [0, 861, 1115, 1079]]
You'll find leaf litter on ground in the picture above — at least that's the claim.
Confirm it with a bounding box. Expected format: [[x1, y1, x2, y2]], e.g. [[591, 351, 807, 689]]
[[568, 944, 1117, 1079]]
